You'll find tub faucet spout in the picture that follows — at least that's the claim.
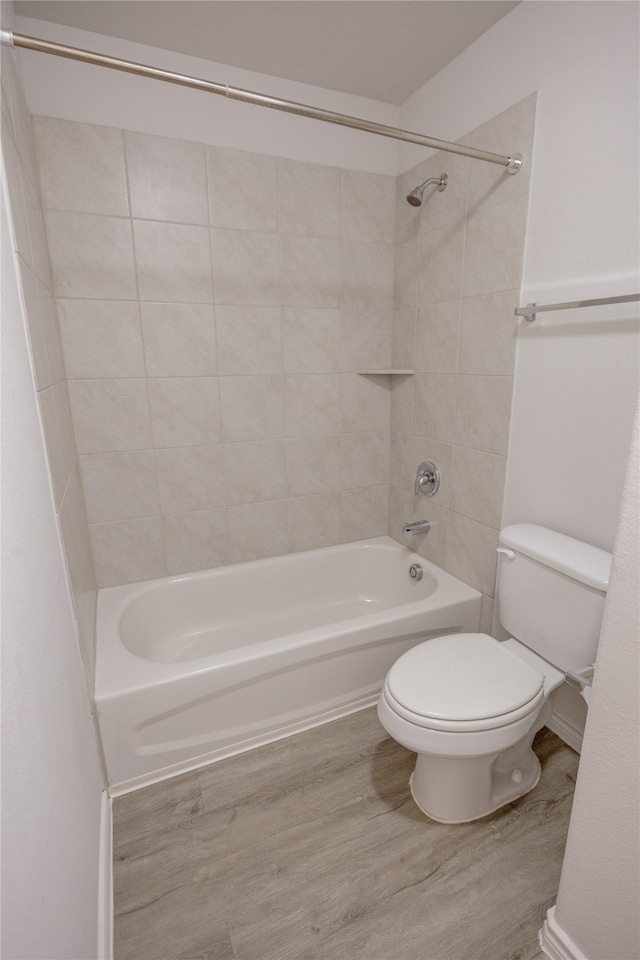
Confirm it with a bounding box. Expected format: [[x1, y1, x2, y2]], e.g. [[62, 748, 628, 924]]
[[403, 519, 431, 538]]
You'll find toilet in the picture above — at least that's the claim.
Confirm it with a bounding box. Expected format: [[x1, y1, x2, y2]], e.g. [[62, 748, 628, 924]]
[[378, 524, 612, 823]]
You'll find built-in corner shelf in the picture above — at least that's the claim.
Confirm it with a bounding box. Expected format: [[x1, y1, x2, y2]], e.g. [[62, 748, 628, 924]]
[[357, 369, 415, 375]]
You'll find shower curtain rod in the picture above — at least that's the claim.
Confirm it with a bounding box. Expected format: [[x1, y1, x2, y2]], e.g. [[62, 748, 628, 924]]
[[514, 293, 640, 322], [1, 30, 524, 173]]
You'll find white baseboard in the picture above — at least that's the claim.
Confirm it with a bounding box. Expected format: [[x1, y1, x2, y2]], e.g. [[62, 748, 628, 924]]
[[540, 906, 586, 960], [547, 707, 584, 753], [97, 789, 113, 959]]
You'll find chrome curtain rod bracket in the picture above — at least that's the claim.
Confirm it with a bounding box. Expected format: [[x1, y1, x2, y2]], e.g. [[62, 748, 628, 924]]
[[515, 293, 640, 323], [507, 153, 524, 175], [1, 30, 524, 173], [515, 303, 538, 323]]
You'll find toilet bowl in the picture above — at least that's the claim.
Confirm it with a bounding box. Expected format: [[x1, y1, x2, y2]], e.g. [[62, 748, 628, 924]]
[[378, 524, 611, 823], [377, 633, 566, 823]]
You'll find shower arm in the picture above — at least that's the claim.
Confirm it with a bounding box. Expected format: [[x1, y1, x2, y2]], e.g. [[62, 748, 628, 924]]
[[0, 30, 524, 174]]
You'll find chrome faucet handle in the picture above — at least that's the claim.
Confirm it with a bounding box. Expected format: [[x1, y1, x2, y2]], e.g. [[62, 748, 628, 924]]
[[415, 461, 440, 497]]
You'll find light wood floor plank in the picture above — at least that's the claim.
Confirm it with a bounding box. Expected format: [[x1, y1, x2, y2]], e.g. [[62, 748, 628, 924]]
[[113, 706, 578, 960]]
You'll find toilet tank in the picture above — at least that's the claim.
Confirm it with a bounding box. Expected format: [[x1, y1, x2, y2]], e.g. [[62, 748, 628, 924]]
[[497, 524, 612, 673]]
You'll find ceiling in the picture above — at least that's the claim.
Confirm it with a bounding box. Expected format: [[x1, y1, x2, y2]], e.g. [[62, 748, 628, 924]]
[[13, 1, 519, 104]]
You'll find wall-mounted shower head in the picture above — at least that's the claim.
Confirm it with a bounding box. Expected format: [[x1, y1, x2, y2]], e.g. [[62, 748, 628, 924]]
[[406, 173, 448, 207]]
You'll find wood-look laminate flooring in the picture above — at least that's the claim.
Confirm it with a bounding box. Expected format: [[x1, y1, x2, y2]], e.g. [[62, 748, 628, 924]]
[[113, 708, 579, 960]]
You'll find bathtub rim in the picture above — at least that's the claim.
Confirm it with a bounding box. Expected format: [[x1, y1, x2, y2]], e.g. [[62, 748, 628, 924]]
[[95, 536, 482, 700], [112, 534, 439, 664]]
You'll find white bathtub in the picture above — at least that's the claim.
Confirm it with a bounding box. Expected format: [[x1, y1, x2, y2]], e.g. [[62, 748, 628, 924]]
[[95, 536, 481, 793]]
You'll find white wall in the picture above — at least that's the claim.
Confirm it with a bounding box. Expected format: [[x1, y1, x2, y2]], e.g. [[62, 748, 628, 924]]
[[14, 15, 398, 174], [1, 184, 106, 957], [549, 403, 639, 959], [399, 3, 639, 951], [17, 3, 638, 551], [14, 4, 639, 543], [399, 0, 639, 552]]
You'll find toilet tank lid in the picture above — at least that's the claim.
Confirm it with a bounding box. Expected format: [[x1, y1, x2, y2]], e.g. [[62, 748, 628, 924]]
[[500, 524, 612, 591]]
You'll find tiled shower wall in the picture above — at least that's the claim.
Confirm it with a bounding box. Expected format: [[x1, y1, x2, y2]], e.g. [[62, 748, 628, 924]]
[[23, 93, 533, 601], [33, 118, 396, 586], [388, 94, 536, 630], [1, 52, 97, 681]]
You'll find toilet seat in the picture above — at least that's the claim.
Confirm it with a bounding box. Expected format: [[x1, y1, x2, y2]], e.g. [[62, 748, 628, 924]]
[[384, 633, 545, 733]]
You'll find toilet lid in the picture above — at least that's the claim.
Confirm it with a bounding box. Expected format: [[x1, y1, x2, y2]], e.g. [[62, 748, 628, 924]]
[[386, 633, 544, 722]]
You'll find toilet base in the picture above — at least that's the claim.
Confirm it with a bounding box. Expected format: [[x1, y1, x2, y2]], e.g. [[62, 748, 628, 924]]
[[408, 735, 542, 824], [409, 762, 541, 824]]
